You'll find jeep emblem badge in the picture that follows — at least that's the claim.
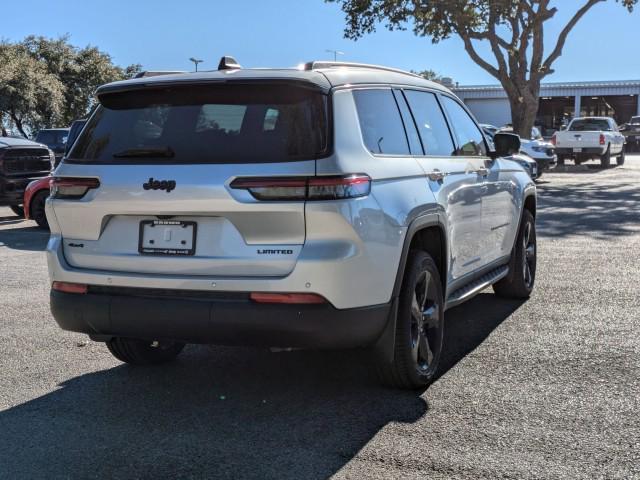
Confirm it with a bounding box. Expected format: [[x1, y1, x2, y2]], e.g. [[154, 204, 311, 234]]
[[143, 177, 176, 193]]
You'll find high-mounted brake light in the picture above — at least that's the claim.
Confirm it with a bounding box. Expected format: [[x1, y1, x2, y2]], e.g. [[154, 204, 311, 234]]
[[230, 175, 371, 201], [249, 292, 327, 304], [51, 177, 100, 199], [599, 133, 606, 145], [52, 281, 88, 294]]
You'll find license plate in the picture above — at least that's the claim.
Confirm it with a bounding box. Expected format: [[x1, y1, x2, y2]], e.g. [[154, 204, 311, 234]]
[[573, 147, 582, 153], [138, 220, 197, 255]]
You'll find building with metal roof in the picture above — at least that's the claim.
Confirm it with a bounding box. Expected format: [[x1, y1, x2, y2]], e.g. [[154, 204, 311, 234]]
[[453, 80, 640, 136]]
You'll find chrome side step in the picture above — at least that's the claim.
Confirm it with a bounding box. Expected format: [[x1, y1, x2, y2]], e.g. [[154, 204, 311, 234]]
[[445, 264, 509, 310]]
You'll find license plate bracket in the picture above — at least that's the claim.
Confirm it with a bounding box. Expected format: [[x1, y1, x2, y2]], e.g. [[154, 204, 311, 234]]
[[573, 147, 583, 153], [138, 220, 197, 256]]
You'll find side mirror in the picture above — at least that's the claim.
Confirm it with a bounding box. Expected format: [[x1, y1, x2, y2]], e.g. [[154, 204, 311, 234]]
[[492, 132, 521, 158]]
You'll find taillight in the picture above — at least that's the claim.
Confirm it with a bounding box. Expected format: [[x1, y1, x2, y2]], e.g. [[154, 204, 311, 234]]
[[599, 134, 605, 145], [52, 281, 88, 294], [550, 134, 556, 146], [249, 292, 326, 304], [51, 177, 100, 199], [230, 174, 371, 201]]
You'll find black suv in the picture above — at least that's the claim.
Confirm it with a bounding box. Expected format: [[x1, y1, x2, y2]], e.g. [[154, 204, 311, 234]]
[[34, 128, 69, 166]]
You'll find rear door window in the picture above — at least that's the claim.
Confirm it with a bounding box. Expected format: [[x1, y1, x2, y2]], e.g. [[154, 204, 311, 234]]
[[403, 90, 455, 156], [68, 84, 329, 164], [440, 96, 487, 156], [353, 89, 410, 155]]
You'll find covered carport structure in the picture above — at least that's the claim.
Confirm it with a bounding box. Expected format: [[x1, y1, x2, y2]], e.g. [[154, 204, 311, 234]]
[[454, 80, 640, 138]]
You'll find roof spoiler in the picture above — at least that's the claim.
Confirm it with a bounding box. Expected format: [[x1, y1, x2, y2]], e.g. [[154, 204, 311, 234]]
[[218, 56, 242, 70], [133, 71, 187, 78]]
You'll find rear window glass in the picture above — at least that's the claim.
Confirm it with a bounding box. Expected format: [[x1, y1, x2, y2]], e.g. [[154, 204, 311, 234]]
[[35, 130, 68, 146], [353, 89, 410, 155], [68, 84, 329, 164], [569, 119, 611, 131]]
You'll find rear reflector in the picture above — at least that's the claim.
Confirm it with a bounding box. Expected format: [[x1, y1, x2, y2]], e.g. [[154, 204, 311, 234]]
[[52, 281, 88, 294], [51, 177, 100, 199], [249, 292, 326, 304], [230, 174, 371, 201]]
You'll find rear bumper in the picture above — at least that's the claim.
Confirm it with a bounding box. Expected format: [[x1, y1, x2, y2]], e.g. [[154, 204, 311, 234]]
[[555, 147, 604, 155], [50, 288, 391, 348]]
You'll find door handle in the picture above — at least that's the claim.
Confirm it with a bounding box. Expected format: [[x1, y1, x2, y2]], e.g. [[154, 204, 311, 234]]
[[476, 167, 489, 177], [427, 170, 446, 182]]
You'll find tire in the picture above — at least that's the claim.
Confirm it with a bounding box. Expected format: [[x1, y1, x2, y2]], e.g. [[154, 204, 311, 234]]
[[494, 210, 536, 299], [30, 190, 49, 230], [9, 205, 24, 217], [376, 251, 445, 389], [600, 145, 611, 168], [557, 155, 565, 166], [616, 146, 625, 166], [106, 337, 185, 365]]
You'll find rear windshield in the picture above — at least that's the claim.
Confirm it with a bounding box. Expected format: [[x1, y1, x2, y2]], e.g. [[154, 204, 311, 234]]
[[68, 83, 329, 164], [630, 116, 640, 124], [35, 130, 68, 145], [569, 119, 611, 131]]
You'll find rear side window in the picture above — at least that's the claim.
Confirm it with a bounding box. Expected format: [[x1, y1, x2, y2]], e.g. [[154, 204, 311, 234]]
[[353, 89, 410, 155], [440, 96, 487, 156], [69, 84, 329, 164], [403, 90, 455, 156]]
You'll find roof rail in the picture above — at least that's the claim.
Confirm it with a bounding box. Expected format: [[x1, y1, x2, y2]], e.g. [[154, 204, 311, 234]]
[[304, 61, 421, 78], [133, 71, 187, 79]]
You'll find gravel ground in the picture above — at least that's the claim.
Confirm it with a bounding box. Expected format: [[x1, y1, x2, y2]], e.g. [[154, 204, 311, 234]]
[[1, 156, 639, 479]]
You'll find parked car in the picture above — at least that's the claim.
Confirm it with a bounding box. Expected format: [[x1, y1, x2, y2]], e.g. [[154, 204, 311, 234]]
[[482, 127, 539, 180], [46, 59, 536, 389], [519, 138, 557, 174], [24, 119, 88, 230], [619, 115, 640, 152], [482, 126, 549, 178], [509, 152, 539, 180], [552, 116, 625, 167], [0, 136, 54, 216], [34, 128, 69, 165]]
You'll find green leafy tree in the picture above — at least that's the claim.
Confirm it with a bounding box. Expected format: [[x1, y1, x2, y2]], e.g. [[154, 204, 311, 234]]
[[328, 0, 637, 137], [1, 35, 141, 136], [411, 69, 442, 82], [20, 35, 141, 125], [0, 42, 64, 137]]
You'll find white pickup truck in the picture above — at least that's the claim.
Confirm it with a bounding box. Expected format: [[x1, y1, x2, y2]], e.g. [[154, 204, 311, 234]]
[[552, 117, 626, 167]]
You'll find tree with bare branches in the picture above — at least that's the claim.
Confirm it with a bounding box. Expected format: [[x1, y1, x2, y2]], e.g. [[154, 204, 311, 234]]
[[328, 0, 637, 137]]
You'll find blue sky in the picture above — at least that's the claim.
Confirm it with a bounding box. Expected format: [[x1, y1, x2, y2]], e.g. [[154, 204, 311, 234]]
[[3, 0, 638, 85]]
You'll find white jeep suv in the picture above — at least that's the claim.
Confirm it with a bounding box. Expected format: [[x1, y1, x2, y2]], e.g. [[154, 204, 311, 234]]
[[47, 59, 536, 389]]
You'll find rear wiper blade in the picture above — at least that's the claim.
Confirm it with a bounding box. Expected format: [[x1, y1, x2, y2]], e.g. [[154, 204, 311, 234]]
[[113, 147, 175, 158]]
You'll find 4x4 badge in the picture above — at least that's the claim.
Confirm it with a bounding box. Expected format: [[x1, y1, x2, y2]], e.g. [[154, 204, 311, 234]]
[[143, 177, 176, 193]]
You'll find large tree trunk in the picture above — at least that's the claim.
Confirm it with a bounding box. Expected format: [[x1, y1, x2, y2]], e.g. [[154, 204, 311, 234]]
[[507, 83, 540, 140]]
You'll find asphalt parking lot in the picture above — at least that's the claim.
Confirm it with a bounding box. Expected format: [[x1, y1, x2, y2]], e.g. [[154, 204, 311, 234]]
[[1, 157, 639, 479]]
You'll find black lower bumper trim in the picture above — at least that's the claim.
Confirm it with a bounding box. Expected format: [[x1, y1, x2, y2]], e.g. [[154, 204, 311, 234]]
[[50, 289, 391, 349], [555, 147, 603, 155]]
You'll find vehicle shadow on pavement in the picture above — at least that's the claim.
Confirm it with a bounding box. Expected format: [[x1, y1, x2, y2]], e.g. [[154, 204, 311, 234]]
[[0, 293, 522, 479], [537, 181, 640, 239], [437, 293, 524, 380], [0, 225, 49, 251]]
